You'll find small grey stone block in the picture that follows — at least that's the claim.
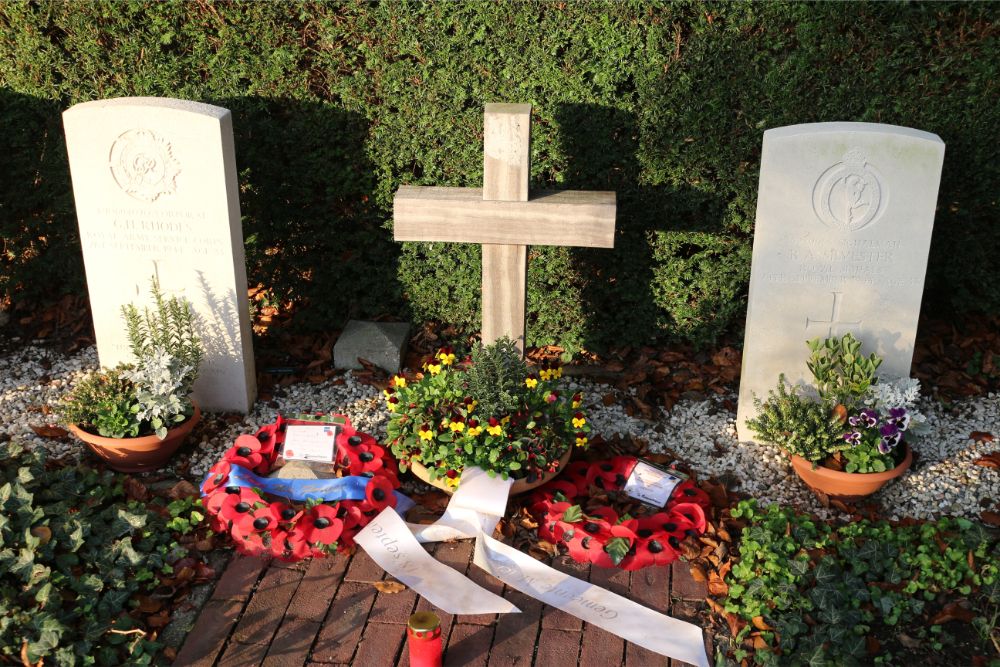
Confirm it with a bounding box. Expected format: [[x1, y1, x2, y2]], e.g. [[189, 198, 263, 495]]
[[333, 320, 410, 374]]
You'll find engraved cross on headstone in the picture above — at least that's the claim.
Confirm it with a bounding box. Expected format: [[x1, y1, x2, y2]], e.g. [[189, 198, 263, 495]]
[[393, 103, 616, 355], [805, 291, 862, 339]]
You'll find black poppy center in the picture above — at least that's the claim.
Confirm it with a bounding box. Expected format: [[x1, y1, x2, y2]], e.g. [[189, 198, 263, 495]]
[[600, 463, 613, 472], [685, 529, 697, 537], [314, 517, 331, 529], [637, 528, 653, 538], [256, 432, 270, 443], [373, 488, 386, 501], [581, 537, 592, 549], [615, 474, 627, 487], [662, 522, 677, 532], [348, 435, 363, 446], [648, 540, 664, 554], [226, 486, 241, 494], [235, 502, 251, 513], [237, 446, 252, 457], [683, 488, 697, 496], [584, 522, 600, 534], [361, 471, 374, 478], [213, 474, 224, 484], [668, 536, 681, 548], [253, 517, 270, 530], [359, 452, 375, 462], [281, 508, 296, 520]]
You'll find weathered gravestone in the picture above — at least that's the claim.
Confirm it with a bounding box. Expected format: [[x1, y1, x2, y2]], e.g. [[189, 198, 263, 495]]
[[63, 97, 256, 413], [393, 103, 616, 354], [737, 122, 945, 440]]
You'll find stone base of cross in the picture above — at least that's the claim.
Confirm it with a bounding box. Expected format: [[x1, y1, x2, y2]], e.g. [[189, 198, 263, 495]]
[[393, 104, 616, 354]]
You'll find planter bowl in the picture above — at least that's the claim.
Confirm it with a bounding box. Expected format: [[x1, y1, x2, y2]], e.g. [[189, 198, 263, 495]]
[[68, 403, 201, 473], [409, 446, 573, 496], [789, 444, 912, 502]]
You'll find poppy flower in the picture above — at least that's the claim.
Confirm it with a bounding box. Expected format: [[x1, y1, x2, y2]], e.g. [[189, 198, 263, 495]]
[[339, 502, 365, 530], [651, 511, 697, 554], [201, 461, 232, 495], [204, 483, 245, 516], [232, 529, 267, 556], [562, 461, 592, 495], [268, 501, 303, 525], [670, 481, 711, 510], [531, 480, 578, 510], [218, 488, 264, 524], [364, 475, 397, 511], [270, 528, 311, 562], [338, 527, 357, 549], [565, 518, 613, 564], [669, 502, 707, 534], [232, 506, 278, 545], [307, 504, 344, 545], [345, 442, 385, 476], [223, 434, 266, 470], [586, 456, 636, 490], [628, 515, 680, 569], [364, 466, 400, 489]]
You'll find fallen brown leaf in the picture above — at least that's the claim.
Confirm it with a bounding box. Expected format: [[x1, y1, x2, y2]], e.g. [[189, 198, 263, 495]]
[[168, 481, 199, 500], [752, 615, 773, 631], [146, 610, 170, 628], [866, 635, 881, 656], [707, 579, 729, 597], [373, 581, 407, 594], [30, 526, 52, 546], [123, 477, 150, 502], [689, 564, 708, 582], [135, 595, 162, 614], [30, 424, 69, 439], [970, 431, 995, 442], [981, 511, 1000, 527], [931, 602, 976, 625], [751, 634, 768, 650], [973, 453, 1000, 469]]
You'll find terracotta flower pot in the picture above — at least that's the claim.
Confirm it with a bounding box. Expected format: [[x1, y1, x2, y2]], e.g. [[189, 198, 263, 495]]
[[68, 403, 201, 473], [789, 444, 912, 502], [409, 446, 573, 496]]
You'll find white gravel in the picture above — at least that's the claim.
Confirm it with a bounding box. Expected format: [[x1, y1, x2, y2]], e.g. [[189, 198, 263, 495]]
[[3, 344, 998, 522]]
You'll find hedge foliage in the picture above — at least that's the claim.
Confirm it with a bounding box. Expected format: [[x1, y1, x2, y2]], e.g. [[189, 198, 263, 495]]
[[1, 2, 997, 352]]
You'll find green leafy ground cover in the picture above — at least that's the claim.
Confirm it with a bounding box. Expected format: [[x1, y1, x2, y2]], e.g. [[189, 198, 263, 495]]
[[0, 443, 208, 665], [721, 500, 1000, 666], [1, 2, 998, 352]]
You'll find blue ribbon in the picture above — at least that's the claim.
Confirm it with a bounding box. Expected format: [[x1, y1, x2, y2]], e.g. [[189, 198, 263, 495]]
[[202, 464, 414, 515]]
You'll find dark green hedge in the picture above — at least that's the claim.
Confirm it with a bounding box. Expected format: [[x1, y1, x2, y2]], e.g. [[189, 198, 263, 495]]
[[1, 2, 997, 353]]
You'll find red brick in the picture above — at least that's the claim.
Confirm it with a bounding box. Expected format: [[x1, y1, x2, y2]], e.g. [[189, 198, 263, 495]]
[[535, 628, 582, 666], [460, 558, 505, 626], [443, 622, 493, 667], [541, 556, 589, 631], [217, 639, 268, 666], [310, 581, 378, 663], [354, 621, 407, 666], [487, 589, 543, 667], [589, 563, 630, 596], [285, 554, 349, 620], [232, 565, 304, 645], [629, 564, 671, 613], [344, 548, 387, 583], [433, 539, 474, 572], [670, 561, 706, 600], [262, 616, 321, 667], [172, 598, 243, 667], [368, 579, 418, 624], [580, 626, 625, 667], [211, 554, 270, 602], [627, 642, 669, 667]]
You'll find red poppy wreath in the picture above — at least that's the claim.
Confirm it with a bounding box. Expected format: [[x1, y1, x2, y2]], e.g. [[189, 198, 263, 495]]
[[528, 456, 711, 570], [200, 414, 403, 562]]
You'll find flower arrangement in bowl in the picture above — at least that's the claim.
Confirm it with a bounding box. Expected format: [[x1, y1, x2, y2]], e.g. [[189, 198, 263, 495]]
[[746, 333, 924, 501], [61, 279, 203, 472], [384, 337, 590, 493]]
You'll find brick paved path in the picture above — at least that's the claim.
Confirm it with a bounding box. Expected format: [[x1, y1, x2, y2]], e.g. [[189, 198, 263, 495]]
[[174, 542, 710, 667]]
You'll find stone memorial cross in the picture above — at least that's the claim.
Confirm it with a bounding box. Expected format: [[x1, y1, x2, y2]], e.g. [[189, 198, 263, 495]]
[[737, 122, 945, 440], [63, 97, 256, 413], [393, 103, 616, 353]]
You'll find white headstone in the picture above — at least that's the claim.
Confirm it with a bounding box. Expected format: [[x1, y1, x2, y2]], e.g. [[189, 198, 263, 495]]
[[737, 122, 945, 440], [63, 97, 256, 413]]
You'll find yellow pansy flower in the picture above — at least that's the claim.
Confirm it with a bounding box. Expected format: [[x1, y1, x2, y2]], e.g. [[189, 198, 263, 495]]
[[486, 424, 503, 437], [575, 435, 588, 447], [418, 427, 434, 441], [449, 420, 465, 433], [393, 376, 407, 388], [445, 475, 460, 489], [438, 351, 456, 366], [427, 363, 442, 375], [467, 425, 483, 436], [572, 416, 586, 428], [525, 377, 538, 389]]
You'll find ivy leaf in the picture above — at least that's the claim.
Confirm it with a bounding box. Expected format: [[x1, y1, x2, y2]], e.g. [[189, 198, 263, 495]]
[[508, 461, 521, 471], [561, 505, 583, 523], [605, 537, 630, 566]]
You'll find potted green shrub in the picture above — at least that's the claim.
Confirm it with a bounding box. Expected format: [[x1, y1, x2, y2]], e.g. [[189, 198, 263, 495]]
[[61, 279, 204, 472], [383, 337, 590, 494], [746, 333, 922, 501]]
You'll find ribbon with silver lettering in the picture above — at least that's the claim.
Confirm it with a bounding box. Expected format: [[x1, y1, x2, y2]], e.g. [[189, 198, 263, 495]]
[[354, 467, 710, 667]]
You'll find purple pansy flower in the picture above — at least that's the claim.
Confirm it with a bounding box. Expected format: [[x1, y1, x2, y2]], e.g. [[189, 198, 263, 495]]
[[843, 431, 862, 445], [879, 423, 902, 452], [887, 407, 910, 432], [848, 415, 861, 427], [859, 409, 878, 428]]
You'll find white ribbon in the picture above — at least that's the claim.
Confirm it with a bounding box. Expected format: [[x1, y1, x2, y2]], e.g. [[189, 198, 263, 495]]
[[354, 467, 709, 667]]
